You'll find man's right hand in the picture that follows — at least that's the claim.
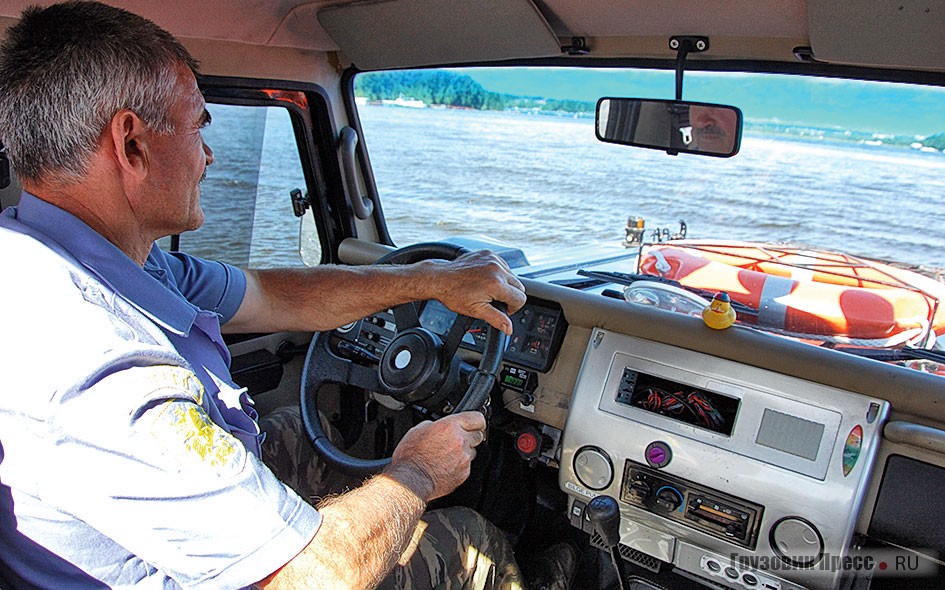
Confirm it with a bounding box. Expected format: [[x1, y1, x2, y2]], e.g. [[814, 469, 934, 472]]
[[385, 411, 487, 502]]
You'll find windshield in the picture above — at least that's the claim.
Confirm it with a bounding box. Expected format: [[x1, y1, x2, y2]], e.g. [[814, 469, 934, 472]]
[[355, 66, 945, 366], [357, 67, 945, 269]]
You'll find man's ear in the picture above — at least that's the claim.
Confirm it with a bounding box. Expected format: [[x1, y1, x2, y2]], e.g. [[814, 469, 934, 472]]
[[108, 109, 149, 180]]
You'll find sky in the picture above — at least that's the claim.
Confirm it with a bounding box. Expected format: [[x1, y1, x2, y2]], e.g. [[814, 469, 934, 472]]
[[458, 67, 945, 138]]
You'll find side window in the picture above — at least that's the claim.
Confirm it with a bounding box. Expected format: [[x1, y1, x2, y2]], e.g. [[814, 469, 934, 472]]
[[159, 103, 321, 268]]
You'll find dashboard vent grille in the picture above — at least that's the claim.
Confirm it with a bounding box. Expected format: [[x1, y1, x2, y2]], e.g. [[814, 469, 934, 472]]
[[590, 532, 663, 573]]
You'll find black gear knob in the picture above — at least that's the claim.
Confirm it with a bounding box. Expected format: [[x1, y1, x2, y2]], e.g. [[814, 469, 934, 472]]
[[586, 495, 622, 549]]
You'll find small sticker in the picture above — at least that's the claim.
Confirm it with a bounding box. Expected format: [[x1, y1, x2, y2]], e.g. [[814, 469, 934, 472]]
[[842, 425, 863, 477], [565, 480, 596, 499]]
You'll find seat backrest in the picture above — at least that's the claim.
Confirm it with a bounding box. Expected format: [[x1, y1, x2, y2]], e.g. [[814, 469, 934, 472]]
[[0, 156, 21, 211]]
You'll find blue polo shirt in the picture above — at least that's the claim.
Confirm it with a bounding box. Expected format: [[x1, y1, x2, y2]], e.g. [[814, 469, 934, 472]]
[[0, 194, 321, 589]]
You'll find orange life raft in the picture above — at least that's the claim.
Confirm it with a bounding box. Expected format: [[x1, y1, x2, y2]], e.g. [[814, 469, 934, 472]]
[[638, 241, 945, 343]]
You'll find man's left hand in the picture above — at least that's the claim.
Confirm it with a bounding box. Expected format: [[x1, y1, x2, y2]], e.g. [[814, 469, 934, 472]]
[[413, 250, 526, 335]]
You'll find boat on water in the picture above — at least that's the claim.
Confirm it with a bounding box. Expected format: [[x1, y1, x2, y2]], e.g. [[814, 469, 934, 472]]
[[380, 96, 427, 108]]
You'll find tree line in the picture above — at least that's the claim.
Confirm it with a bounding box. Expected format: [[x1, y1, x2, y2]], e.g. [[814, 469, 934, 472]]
[[355, 70, 594, 113]]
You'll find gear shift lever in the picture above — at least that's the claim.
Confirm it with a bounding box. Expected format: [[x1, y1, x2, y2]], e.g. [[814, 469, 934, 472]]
[[586, 495, 629, 590]]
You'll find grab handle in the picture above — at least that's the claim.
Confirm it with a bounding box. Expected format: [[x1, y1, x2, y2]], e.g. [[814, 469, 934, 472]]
[[339, 126, 374, 220], [885, 420, 945, 455]]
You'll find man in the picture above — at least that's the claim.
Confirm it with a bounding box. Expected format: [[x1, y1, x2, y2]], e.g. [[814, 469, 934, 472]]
[[0, 2, 573, 588]]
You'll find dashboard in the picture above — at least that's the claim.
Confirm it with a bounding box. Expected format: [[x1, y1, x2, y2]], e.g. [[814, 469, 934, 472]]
[[333, 291, 893, 590], [333, 239, 945, 590]]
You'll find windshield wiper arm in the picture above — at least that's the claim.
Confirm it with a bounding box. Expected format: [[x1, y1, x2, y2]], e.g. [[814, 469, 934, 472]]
[[901, 346, 945, 364], [830, 345, 945, 365]]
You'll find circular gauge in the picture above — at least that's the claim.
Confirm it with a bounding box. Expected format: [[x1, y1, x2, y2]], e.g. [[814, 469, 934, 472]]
[[770, 516, 824, 567]]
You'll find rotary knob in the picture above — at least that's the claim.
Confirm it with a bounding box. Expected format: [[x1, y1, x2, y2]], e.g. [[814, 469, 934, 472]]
[[655, 487, 683, 511], [573, 446, 613, 490], [628, 479, 651, 500]]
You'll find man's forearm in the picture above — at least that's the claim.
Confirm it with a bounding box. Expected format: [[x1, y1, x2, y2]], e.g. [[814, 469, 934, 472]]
[[224, 252, 524, 336], [258, 469, 427, 589], [225, 264, 434, 334]]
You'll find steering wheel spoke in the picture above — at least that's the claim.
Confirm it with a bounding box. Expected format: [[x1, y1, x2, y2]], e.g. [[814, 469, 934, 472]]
[[303, 335, 383, 392], [391, 301, 421, 331], [340, 353, 384, 393], [441, 314, 474, 360]]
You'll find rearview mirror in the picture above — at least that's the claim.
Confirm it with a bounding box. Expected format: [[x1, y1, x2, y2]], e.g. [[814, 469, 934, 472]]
[[596, 98, 742, 157]]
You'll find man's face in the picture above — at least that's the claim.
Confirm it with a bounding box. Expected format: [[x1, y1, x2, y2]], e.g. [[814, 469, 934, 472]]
[[689, 105, 738, 154], [142, 65, 213, 237]]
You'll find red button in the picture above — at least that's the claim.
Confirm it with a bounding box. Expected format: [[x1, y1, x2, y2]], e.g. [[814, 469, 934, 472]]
[[516, 432, 539, 455]]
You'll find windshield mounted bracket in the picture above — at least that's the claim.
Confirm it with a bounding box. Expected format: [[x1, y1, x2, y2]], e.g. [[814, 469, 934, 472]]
[[669, 36, 709, 100]]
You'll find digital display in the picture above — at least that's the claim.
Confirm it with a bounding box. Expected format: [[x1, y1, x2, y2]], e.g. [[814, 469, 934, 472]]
[[503, 373, 526, 388], [500, 365, 535, 393], [755, 409, 824, 461], [616, 368, 740, 436]]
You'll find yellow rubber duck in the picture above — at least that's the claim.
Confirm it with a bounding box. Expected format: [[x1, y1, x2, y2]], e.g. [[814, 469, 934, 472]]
[[702, 291, 737, 330]]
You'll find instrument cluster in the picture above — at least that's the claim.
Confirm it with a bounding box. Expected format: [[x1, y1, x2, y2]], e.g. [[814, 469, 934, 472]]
[[334, 297, 567, 373]]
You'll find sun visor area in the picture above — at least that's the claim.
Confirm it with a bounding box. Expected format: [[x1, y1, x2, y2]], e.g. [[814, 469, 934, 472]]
[[808, 0, 945, 71], [317, 0, 561, 70]]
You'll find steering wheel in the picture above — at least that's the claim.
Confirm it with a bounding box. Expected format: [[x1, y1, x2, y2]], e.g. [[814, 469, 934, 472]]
[[299, 242, 509, 477]]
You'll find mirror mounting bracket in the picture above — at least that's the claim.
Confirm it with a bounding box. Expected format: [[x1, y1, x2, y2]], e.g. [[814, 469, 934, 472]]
[[669, 36, 709, 100], [561, 36, 590, 56]]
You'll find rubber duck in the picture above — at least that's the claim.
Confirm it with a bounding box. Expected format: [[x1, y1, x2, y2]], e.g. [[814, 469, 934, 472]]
[[702, 291, 736, 330]]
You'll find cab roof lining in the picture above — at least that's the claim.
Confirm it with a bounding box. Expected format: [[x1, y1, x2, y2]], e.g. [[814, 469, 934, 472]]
[[0, 0, 942, 74]]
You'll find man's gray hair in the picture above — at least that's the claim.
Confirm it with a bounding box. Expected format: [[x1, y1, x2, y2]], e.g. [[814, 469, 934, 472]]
[[0, 1, 199, 184]]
